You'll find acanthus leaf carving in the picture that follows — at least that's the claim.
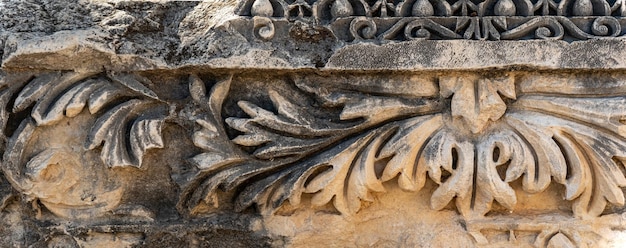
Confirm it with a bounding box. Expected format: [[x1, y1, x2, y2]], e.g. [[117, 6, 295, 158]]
[[188, 74, 247, 173], [440, 75, 515, 133], [178, 71, 626, 222], [2, 68, 626, 246], [13, 72, 167, 168], [178, 74, 253, 214], [85, 99, 166, 168], [0, 70, 169, 219]]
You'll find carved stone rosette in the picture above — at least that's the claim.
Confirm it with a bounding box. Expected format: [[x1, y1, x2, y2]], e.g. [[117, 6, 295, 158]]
[[1, 0, 626, 247]]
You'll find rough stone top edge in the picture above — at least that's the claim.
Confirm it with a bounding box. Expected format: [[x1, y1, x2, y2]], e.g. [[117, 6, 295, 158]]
[[3, 34, 626, 72], [2, 0, 626, 72]]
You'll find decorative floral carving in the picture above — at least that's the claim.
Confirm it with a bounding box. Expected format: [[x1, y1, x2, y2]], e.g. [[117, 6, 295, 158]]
[[287, 0, 314, 18], [181, 72, 626, 221], [239, 0, 626, 18], [0, 68, 624, 246], [440, 75, 515, 133], [0, 71, 166, 219], [465, 213, 624, 247], [455, 17, 508, 41], [233, 0, 626, 41]]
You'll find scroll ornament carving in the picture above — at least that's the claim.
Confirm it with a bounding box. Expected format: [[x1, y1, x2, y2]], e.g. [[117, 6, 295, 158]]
[[0, 71, 166, 219], [2, 70, 626, 246], [181, 72, 626, 225], [234, 0, 626, 41]]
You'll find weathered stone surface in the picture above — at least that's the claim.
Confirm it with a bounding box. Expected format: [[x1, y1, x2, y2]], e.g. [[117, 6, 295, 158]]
[[4, 1, 626, 71], [2, 0, 626, 247]]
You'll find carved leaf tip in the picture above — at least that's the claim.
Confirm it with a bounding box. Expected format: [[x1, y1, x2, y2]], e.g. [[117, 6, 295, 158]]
[[85, 99, 167, 168], [298, 127, 398, 215], [12, 73, 61, 113], [191, 152, 245, 172], [208, 75, 233, 120], [189, 74, 208, 104], [108, 71, 159, 100], [183, 74, 251, 213]]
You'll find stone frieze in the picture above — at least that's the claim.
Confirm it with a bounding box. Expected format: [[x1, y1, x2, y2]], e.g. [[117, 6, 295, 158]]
[[0, 70, 626, 246], [233, 0, 626, 41]]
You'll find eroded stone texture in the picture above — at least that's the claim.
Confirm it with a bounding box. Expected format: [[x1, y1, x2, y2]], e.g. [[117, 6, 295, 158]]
[[2, 0, 626, 247]]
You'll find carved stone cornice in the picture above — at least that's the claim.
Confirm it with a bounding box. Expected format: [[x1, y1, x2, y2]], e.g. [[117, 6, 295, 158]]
[[2, 1, 626, 72], [236, 0, 626, 41]]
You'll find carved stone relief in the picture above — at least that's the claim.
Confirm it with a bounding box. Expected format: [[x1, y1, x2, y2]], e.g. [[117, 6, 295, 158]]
[[1, 0, 626, 247], [235, 0, 626, 41], [0, 69, 623, 246]]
